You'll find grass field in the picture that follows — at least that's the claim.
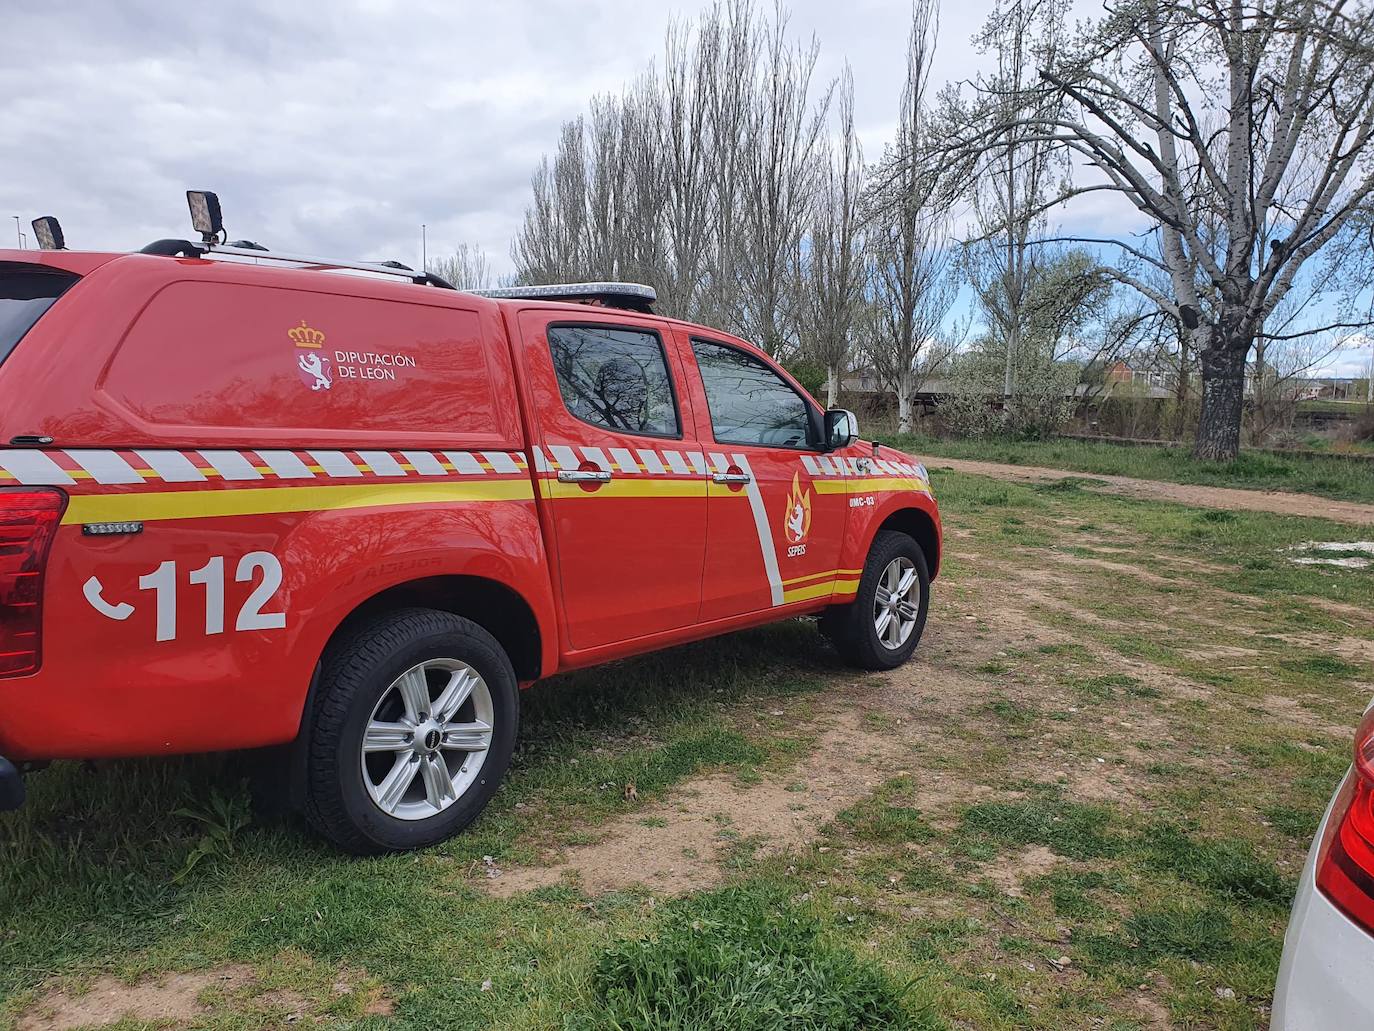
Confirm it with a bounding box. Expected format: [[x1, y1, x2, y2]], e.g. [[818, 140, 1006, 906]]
[[886, 432, 1374, 504], [3, 471, 1373, 1029]]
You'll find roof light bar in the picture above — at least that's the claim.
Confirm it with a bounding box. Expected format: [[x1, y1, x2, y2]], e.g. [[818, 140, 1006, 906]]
[[475, 282, 657, 313]]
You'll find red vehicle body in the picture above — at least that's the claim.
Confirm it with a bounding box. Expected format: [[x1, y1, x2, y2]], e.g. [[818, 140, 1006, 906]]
[[0, 243, 940, 851]]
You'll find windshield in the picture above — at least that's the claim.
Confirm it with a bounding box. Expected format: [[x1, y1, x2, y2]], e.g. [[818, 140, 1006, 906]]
[[0, 267, 77, 367]]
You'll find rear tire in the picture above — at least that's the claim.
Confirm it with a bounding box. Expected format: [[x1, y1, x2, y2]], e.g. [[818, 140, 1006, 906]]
[[821, 531, 930, 671], [302, 608, 518, 854]]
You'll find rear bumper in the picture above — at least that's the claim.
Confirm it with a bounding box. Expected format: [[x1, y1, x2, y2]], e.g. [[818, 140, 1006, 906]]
[[1273, 781, 1374, 1028], [0, 754, 24, 810]]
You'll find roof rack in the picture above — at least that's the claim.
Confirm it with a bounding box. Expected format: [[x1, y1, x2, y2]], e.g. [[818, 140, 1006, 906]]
[[208, 243, 458, 289], [475, 282, 656, 314], [137, 190, 456, 289]]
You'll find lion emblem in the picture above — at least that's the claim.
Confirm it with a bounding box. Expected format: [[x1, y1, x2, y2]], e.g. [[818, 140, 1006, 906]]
[[297, 350, 333, 391]]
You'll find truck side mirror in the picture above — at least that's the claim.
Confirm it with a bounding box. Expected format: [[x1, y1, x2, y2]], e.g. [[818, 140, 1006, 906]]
[[824, 409, 859, 451]]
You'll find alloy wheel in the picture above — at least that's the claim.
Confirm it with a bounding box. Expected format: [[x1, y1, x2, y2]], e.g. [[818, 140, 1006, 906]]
[[360, 658, 494, 821], [873, 556, 920, 650]]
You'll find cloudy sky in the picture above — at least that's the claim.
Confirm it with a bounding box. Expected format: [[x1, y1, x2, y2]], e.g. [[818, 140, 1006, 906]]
[[3, 0, 1369, 377], [2, 0, 1010, 265]]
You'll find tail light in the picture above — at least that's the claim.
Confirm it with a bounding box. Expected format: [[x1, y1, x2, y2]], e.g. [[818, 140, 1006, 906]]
[[0, 487, 66, 678], [1316, 706, 1374, 933]]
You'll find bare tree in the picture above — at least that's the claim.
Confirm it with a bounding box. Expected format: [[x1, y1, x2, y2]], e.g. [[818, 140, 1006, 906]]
[[956, 0, 1070, 399], [427, 242, 492, 291], [865, 0, 961, 433], [730, 5, 832, 357], [802, 68, 865, 406], [957, 0, 1374, 459], [510, 0, 832, 351]]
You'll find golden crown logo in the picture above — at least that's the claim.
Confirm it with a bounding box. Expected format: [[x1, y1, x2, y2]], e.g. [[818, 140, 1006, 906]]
[[289, 320, 325, 349]]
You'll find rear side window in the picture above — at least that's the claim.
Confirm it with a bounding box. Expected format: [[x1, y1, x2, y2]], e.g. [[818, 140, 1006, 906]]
[[0, 268, 77, 367], [547, 325, 679, 437], [692, 340, 812, 448]]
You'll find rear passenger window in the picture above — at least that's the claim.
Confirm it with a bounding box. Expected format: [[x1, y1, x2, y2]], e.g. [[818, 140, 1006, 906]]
[[0, 267, 76, 367], [692, 340, 813, 449], [547, 325, 679, 437]]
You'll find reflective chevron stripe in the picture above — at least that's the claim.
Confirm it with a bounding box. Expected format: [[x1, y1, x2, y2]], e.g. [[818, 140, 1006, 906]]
[[0, 448, 530, 486]]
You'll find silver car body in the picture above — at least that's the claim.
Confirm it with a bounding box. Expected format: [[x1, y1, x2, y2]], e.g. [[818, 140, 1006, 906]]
[[1272, 770, 1373, 1028]]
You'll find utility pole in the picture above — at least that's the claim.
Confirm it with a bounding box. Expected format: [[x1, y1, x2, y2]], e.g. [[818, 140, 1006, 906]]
[[12, 216, 21, 249], [421, 224, 427, 272]]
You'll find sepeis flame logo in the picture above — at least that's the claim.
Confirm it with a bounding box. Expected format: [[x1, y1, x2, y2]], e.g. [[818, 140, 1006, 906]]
[[782, 471, 812, 544]]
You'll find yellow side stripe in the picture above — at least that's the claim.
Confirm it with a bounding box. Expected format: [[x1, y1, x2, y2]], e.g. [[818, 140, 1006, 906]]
[[781, 575, 862, 604], [812, 477, 930, 495], [539, 480, 713, 500], [781, 567, 862, 587], [62, 480, 533, 525]]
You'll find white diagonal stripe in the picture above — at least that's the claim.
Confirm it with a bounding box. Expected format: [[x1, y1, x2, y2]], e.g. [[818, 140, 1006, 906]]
[[258, 450, 315, 479], [801, 454, 821, 475], [444, 451, 485, 475], [134, 449, 206, 483], [662, 450, 690, 475], [308, 450, 363, 477], [67, 450, 143, 484], [402, 450, 447, 476], [0, 450, 74, 485], [733, 453, 783, 606], [549, 445, 579, 470], [636, 449, 666, 474], [709, 452, 730, 473], [199, 450, 261, 481], [609, 447, 640, 473], [580, 446, 611, 471], [483, 451, 520, 474], [529, 447, 549, 473], [358, 451, 406, 476], [687, 452, 708, 475]]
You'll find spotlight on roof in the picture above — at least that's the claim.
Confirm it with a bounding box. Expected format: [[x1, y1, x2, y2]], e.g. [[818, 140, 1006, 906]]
[[186, 190, 224, 244], [31, 217, 65, 251]]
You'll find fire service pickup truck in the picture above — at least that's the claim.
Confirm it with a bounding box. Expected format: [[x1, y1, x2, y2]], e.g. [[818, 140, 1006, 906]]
[[0, 194, 941, 853]]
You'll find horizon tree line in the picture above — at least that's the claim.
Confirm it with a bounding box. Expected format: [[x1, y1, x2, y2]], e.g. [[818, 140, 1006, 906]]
[[441, 0, 1374, 460]]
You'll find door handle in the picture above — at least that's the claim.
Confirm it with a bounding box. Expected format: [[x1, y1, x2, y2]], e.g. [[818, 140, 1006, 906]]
[[557, 469, 612, 483], [711, 472, 752, 485]]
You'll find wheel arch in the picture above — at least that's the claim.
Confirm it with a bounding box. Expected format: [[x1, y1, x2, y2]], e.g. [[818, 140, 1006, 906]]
[[322, 575, 545, 683], [872, 505, 941, 579]]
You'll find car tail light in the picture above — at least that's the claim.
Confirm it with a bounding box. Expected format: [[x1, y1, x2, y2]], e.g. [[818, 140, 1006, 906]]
[[1316, 706, 1374, 933], [0, 487, 66, 678]]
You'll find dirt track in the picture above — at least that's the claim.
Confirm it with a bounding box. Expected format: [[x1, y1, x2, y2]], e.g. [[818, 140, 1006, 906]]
[[928, 456, 1374, 525]]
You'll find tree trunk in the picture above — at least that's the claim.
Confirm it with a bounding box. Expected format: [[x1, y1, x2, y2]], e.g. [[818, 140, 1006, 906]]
[[826, 364, 839, 408], [1172, 324, 1190, 441], [897, 369, 913, 434], [1193, 338, 1247, 461]]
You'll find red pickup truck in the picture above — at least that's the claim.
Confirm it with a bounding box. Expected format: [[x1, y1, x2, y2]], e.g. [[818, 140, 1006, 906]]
[[0, 199, 941, 852]]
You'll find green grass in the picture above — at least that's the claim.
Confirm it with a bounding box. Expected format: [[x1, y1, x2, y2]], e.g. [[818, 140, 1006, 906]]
[[958, 790, 1120, 861], [3, 467, 1369, 1029], [566, 883, 929, 1030], [889, 432, 1374, 504]]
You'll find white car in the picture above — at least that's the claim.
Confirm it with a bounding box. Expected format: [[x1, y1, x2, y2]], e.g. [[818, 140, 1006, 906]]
[[1273, 705, 1374, 1027]]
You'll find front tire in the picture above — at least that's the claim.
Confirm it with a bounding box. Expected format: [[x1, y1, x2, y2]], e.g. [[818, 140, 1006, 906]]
[[302, 608, 518, 854], [821, 531, 930, 671]]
